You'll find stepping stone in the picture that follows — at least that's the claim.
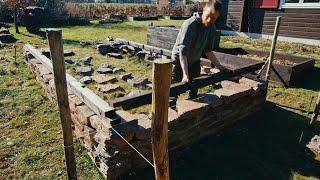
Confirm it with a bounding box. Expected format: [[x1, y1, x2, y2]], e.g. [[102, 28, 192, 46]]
[[65, 59, 76, 64], [97, 84, 124, 94], [107, 53, 123, 59], [136, 50, 149, 59], [92, 74, 117, 84], [80, 76, 92, 84], [97, 67, 113, 74], [0, 27, 10, 34], [76, 66, 93, 76], [112, 67, 125, 74], [99, 63, 113, 68], [79, 56, 92, 65], [97, 44, 115, 55], [128, 77, 150, 88], [120, 73, 133, 81]]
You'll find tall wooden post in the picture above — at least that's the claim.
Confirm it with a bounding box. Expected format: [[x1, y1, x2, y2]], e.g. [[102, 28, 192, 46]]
[[151, 59, 171, 180], [14, 6, 19, 34], [311, 92, 320, 124], [46, 29, 77, 180], [265, 16, 281, 81]]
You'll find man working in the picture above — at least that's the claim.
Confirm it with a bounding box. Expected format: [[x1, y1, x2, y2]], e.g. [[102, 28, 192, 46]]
[[171, 0, 228, 99]]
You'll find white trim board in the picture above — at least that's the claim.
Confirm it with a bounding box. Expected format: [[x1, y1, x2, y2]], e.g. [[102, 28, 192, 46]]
[[220, 30, 320, 46]]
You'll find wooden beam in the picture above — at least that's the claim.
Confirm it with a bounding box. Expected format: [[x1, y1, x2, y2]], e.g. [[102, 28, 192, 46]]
[[151, 59, 171, 180], [109, 62, 264, 110], [24, 44, 118, 125], [46, 29, 77, 180]]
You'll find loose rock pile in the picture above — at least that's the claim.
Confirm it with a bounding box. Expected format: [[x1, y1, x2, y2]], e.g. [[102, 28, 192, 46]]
[[97, 41, 161, 61]]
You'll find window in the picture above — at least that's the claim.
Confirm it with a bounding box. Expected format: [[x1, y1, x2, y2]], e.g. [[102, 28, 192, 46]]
[[281, 0, 320, 8]]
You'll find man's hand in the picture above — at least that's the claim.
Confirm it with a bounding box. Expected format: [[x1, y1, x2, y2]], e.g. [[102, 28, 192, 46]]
[[181, 75, 190, 83]]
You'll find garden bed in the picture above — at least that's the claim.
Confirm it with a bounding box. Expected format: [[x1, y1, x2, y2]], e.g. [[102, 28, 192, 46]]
[[24, 41, 266, 179], [218, 48, 316, 87]]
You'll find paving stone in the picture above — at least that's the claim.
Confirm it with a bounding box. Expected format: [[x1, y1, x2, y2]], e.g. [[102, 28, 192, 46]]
[[97, 67, 113, 74], [107, 53, 123, 59], [112, 67, 125, 74], [97, 44, 115, 55], [127, 77, 150, 88], [76, 66, 93, 76], [80, 76, 92, 84], [92, 74, 117, 84], [97, 84, 124, 93], [120, 73, 133, 81]]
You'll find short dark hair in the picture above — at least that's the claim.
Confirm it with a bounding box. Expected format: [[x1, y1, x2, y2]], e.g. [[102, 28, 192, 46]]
[[204, 0, 223, 14]]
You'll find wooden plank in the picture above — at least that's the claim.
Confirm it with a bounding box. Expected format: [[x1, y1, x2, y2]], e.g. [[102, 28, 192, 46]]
[[24, 44, 117, 124], [109, 62, 264, 110], [46, 29, 77, 180], [151, 59, 171, 180]]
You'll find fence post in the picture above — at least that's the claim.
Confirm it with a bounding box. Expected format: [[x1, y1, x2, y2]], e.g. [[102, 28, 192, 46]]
[[311, 92, 320, 124], [46, 29, 77, 180], [151, 59, 172, 180]]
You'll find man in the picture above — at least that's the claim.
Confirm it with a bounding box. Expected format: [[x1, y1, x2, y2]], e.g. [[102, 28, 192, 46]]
[[171, 0, 228, 99]]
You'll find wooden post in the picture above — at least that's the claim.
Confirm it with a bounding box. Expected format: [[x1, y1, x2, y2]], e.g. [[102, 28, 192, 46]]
[[151, 59, 171, 180], [46, 29, 77, 180], [265, 16, 281, 81], [311, 92, 320, 124], [14, 6, 19, 34]]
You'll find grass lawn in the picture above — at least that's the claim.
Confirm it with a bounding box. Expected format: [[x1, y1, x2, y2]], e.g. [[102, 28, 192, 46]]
[[0, 19, 320, 179]]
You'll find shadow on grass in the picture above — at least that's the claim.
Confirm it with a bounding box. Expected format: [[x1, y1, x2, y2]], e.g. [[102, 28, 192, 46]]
[[124, 102, 320, 180], [294, 66, 320, 91]]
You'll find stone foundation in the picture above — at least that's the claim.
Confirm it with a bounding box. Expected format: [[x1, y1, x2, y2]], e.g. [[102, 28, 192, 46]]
[[28, 56, 267, 179]]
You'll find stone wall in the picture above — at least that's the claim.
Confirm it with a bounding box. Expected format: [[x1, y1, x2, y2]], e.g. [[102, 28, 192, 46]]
[[27, 55, 267, 179]]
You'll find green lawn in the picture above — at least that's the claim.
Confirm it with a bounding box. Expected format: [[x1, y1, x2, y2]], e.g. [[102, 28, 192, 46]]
[[0, 20, 319, 179]]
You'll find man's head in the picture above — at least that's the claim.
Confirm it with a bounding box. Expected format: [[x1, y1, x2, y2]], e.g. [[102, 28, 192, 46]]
[[201, 0, 223, 27]]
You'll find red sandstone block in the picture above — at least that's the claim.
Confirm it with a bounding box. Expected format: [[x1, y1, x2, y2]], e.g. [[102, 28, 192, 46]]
[[42, 74, 53, 84], [37, 64, 51, 76], [90, 115, 102, 130], [76, 105, 95, 125], [239, 77, 267, 91], [214, 84, 254, 104], [195, 93, 224, 109], [176, 99, 210, 119]]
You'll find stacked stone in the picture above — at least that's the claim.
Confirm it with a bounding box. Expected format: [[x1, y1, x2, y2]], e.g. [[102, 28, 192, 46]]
[[27, 52, 267, 179]]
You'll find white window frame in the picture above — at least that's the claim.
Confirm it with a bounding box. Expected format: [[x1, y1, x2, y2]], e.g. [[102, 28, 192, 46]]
[[280, 0, 320, 8]]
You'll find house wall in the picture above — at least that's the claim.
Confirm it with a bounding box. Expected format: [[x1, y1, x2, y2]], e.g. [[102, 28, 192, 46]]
[[220, 0, 320, 40]]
